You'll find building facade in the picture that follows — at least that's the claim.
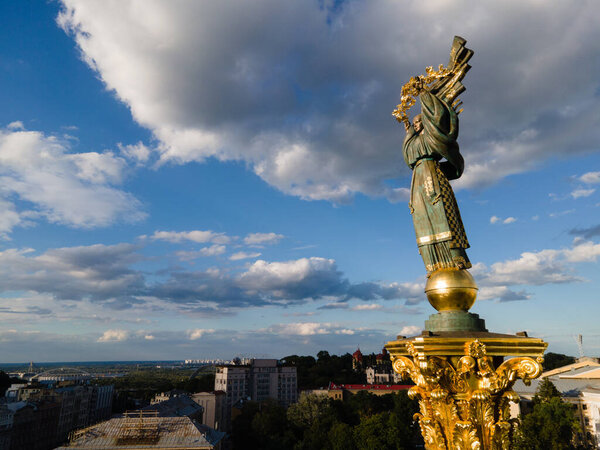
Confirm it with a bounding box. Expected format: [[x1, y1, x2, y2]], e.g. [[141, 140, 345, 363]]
[[192, 392, 226, 431], [214, 359, 298, 431], [306, 382, 412, 401]]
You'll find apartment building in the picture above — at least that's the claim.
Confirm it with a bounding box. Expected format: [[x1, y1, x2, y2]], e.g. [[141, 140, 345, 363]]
[[214, 359, 297, 431]]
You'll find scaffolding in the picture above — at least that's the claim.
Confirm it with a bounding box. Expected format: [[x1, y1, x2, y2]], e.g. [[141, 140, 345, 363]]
[[115, 410, 160, 445]]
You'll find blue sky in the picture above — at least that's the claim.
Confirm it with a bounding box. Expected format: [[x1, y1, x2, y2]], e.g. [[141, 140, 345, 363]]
[[1, 0, 599, 362]]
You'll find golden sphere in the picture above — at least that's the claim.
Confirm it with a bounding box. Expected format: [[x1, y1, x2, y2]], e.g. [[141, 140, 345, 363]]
[[425, 269, 478, 312]]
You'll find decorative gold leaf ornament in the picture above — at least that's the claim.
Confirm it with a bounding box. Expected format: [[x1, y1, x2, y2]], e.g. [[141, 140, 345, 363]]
[[392, 64, 453, 125]]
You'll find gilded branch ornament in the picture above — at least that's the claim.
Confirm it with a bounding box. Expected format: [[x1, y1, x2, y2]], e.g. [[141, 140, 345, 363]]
[[392, 64, 455, 126]]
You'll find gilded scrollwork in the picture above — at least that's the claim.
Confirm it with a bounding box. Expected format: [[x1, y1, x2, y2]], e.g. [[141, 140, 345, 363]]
[[392, 339, 544, 450]]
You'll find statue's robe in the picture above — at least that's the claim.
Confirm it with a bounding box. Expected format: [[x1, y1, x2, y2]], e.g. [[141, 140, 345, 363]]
[[403, 92, 470, 272]]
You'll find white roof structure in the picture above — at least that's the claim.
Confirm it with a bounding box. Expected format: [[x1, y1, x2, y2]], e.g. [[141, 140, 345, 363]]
[[514, 358, 600, 399]]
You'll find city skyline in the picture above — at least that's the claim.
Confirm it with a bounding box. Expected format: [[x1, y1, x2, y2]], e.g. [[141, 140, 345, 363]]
[[1, 0, 600, 362]]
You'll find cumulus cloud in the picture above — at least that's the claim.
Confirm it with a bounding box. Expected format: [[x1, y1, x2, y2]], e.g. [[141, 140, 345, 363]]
[[266, 322, 331, 336], [97, 329, 129, 342], [7, 121, 25, 130], [335, 329, 355, 335], [351, 303, 383, 311], [243, 232, 284, 246], [188, 328, 215, 340], [118, 141, 151, 164], [175, 245, 226, 260], [399, 325, 421, 336], [478, 286, 531, 302], [491, 215, 516, 224], [473, 239, 600, 301], [0, 128, 144, 233], [57, 1, 600, 202], [150, 230, 231, 244], [579, 172, 600, 185], [0, 243, 144, 305], [152, 257, 425, 311], [229, 251, 262, 261]]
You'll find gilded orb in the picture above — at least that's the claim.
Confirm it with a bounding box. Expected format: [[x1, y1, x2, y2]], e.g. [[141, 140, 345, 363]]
[[425, 269, 478, 312]]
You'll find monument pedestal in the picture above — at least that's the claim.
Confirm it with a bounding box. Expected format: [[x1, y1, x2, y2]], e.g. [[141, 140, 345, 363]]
[[385, 268, 547, 449], [386, 330, 547, 449], [424, 311, 487, 333]]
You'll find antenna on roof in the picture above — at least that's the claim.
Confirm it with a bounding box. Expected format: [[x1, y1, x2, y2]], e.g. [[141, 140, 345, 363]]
[[575, 334, 585, 358]]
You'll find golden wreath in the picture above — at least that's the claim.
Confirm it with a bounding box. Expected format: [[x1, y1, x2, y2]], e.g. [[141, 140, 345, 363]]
[[392, 64, 453, 126]]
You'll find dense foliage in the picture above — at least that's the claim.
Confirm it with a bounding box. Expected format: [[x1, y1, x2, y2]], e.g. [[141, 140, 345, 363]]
[[231, 391, 423, 450], [281, 351, 368, 389], [514, 379, 582, 450], [543, 352, 576, 371]]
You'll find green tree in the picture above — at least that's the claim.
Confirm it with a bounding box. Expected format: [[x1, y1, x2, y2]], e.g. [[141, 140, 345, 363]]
[[353, 411, 400, 450], [287, 393, 332, 429], [328, 422, 356, 450], [533, 377, 561, 404], [543, 352, 576, 371], [252, 400, 294, 450], [514, 380, 580, 450]]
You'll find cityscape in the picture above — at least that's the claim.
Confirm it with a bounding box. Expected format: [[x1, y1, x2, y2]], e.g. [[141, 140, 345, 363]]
[[1, 0, 600, 449]]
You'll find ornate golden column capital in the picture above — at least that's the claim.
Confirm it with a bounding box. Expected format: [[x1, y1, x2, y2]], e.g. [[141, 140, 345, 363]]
[[386, 334, 547, 449]]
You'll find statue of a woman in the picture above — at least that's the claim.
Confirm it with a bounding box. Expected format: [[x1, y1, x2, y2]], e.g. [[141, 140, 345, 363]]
[[403, 90, 471, 274]]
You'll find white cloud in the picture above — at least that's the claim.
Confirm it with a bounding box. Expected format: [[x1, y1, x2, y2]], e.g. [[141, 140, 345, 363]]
[[175, 245, 226, 260], [478, 286, 531, 302], [118, 141, 151, 164], [188, 329, 215, 340], [0, 128, 144, 231], [98, 329, 129, 342], [484, 249, 576, 285], [571, 188, 595, 199], [6, 121, 24, 130], [399, 325, 421, 336], [243, 232, 284, 246], [563, 241, 600, 263], [144, 334, 155, 340], [335, 329, 355, 335], [579, 171, 600, 184], [474, 239, 600, 296], [351, 303, 383, 311], [269, 322, 330, 336], [57, 0, 600, 201], [151, 230, 231, 244], [229, 251, 262, 261], [491, 215, 516, 225], [549, 209, 575, 218]]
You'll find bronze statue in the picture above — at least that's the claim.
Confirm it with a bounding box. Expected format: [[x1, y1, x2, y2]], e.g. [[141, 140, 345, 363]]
[[393, 36, 473, 274]]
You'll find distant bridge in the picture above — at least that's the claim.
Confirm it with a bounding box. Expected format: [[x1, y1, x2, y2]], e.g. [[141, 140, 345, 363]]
[[31, 367, 92, 381]]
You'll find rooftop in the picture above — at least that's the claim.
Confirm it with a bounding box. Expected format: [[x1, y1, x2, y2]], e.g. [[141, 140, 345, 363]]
[[56, 412, 225, 449], [328, 383, 411, 391]]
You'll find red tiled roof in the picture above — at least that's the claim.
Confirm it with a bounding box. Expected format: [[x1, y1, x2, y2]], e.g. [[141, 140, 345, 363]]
[[328, 383, 411, 391]]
